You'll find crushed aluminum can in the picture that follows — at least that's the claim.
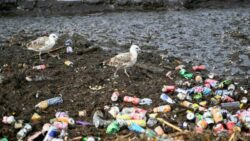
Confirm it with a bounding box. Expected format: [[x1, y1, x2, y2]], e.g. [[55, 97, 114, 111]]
[[186, 112, 195, 120], [64, 60, 73, 67], [162, 85, 175, 93], [241, 97, 248, 104], [197, 119, 208, 129], [177, 93, 186, 100], [204, 118, 214, 125], [221, 95, 234, 102], [153, 105, 171, 113], [213, 123, 225, 135], [111, 91, 120, 102], [16, 123, 32, 140], [147, 118, 157, 127], [175, 88, 188, 94], [154, 126, 164, 136], [66, 46, 73, 53], [43, 126, 58, 141], [192, 65, 206, 71], [227, 84, 236, 91], [55, 111, 69, 118], [123, 96, 140, 105], [32, 64, 46, 70], [108, 106, 120, 118], [195, 75, 203, 83], [2, 116, 15, 124]]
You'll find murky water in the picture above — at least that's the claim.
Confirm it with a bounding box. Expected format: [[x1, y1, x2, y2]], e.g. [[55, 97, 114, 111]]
[[0, 8, 249, 77]]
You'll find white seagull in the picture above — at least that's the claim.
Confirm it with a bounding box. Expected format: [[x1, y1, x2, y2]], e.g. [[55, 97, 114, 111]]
[[104, 45, 141, 77], [27, 33, 59, 61]]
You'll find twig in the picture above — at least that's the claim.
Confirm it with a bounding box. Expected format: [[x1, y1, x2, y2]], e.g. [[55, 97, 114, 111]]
[[157, 118, 183, 132]]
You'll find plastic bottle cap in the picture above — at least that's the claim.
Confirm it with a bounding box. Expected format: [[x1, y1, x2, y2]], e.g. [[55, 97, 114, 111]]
[[186, 112, 195, 120]]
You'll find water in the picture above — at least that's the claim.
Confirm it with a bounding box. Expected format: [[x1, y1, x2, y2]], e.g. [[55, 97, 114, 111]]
[[0, 8, 249, 77]]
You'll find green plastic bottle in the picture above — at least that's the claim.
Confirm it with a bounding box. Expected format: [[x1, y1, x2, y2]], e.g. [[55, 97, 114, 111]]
[[179, 69, 193, 79], [106, 121, 120, 134], [0, 138, 8, 141]]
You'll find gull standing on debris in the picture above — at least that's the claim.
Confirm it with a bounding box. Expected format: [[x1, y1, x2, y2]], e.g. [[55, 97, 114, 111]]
[[104, 45, 141, 77], [27, 33, 59, 61]]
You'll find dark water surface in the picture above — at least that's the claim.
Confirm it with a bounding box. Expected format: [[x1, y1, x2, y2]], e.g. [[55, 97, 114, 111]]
[[0, 8, 249, 78]]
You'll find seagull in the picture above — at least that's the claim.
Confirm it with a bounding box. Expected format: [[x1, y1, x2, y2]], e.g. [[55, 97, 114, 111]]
[[104, 45, 141, 77], [27, 33, 59, 61]]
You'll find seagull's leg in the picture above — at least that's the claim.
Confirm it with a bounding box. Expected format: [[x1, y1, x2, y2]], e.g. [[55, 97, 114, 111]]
[[114, 67, 120, 78], [39, 52, 44, 61], [48, 52, 61, 60], [124, 68, 130, 77]]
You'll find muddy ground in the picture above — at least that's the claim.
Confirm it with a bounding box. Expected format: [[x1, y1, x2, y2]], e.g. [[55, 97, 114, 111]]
[[0, 32, 249, 141]]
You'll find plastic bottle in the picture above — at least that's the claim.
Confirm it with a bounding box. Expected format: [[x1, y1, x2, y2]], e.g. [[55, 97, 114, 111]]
[[106, 121, 120, 134], [160, 93, 175, 104], [16, 123, 32, 140], [123, 96, 140, 105], [147, 118, 157, 127], [65, 39, 73, 54], [179, 69, 193, 79], [35, 97, 63, 110], [153, 105, 171, 113], [128, 123, 145, 133]]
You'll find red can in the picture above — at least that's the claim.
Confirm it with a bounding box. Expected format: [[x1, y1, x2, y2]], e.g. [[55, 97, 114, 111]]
[[192, 65, 206, 71], [123, 96, 140, 105], [213, 123, 225, 135], [226, 121, 235, 134], [162, 85, 175, 93]]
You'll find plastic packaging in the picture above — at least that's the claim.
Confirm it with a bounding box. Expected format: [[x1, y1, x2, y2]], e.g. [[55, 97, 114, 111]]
[[25, 75, 53, 82], [153, 105, 171, 113], [35, 97, 63, 110], [108, 106, 120, 118], [64, 60, 73, 67], [16, 123, 32, 140], [31, 113, 41, 122], [160, 93, 175, 104]]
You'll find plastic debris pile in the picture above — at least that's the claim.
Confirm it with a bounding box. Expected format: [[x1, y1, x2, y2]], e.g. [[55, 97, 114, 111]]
[[1, 64, 249, 141]]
